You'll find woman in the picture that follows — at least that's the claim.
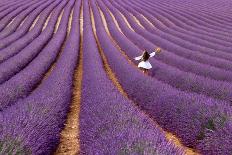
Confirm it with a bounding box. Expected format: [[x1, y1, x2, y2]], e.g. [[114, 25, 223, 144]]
[[134, 48, 161, 74]]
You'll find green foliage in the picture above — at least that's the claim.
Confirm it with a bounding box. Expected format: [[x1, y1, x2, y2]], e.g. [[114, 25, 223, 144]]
[[197, 114, 228, 141], [119, 140, 158, 155], [0, 136, 31, 155]]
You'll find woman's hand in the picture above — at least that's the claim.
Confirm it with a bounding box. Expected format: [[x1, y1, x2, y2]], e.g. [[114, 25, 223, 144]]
[[155, 47, 161, 53]]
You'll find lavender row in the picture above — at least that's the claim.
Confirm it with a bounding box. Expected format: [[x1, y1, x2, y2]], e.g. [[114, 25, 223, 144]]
[[154, 1, 232, 24], [0, 0, 29, 13], [97, 1, 232, 104], [150, 0, 232, 28], [129, 0, 232, 44], [128, 0, 232, 56], [118, 0, 231, 56], [145, 0, 232, 31], [157, 1, 232, 32], [146, 2, 232, 37], [155, 6, 232, 43], [177, 8, 232, 24], [104, 0, 232, 102], [0, 0, 61, 50], [0, 0, 68, 85], [0, 0, 22, 8], [0, 0, 73, 110], [159, 0, 231, 13], [105, 0, 232, 94], [129, 0, 231, 50], [164, 0, 232, 22], [0, 0, 27, 7], [162, 0, 232, 14], [80, 1, 183, 154], [103, 1, 232, 83], [122, 0, 232, 56], [0, 0, 79, 154], [116, 1, 232, 69], [0, 0, 33, 20], [134, 0, 232, 43], [0, 0, 65, 65], [0, 0, 51, 39], [114, 6, 232, 82], [95, 1, 232, 154], [0, 0, 42, 32]]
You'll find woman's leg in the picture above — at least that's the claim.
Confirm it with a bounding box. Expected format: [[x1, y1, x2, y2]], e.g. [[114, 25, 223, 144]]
[[139, 67, 148, 74], [143, 69, 149, 74]]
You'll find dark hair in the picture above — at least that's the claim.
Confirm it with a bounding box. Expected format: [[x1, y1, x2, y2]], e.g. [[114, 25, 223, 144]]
[[141, 51, 150, 61]]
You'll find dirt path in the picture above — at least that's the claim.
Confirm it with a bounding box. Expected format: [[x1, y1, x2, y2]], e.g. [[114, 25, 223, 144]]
[[54, 1, 83, 155]]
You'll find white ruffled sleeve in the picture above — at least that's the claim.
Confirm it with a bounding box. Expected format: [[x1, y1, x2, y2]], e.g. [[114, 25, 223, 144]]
[[134, 55, 143, 61], [149, 51, 156, 57]]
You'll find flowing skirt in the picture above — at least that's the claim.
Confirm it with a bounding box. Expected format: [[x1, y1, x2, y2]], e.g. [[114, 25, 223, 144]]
[[138, 61, 152, 69]]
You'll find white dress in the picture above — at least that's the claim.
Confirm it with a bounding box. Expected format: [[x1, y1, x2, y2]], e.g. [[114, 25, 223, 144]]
[[134, 52, 156, 69]]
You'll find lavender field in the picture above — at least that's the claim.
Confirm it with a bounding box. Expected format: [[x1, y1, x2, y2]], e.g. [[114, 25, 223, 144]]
[[0, 0, 232, 154]]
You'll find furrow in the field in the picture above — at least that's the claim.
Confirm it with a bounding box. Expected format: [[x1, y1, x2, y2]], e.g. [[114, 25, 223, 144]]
[[0, 0, 71, 110], [0, 0, 61, 50], [55, 2, 81, 154], [17, 16, 28, 29], [101, 3, 154, 50], [97, 0, 232, 104], [93, 1, 232, 154], [29, 14, 41, 31], [140, 14, 154, 27], [54, 10, 64, 33], [107, 8, 123, 34], [131, 14, 144, 29], [95, 5, 132, 96], [5, 17, 15, 28], [119, 11, 134, 32], [32, 1, 59, 32], [42, 11, 53, 31]]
